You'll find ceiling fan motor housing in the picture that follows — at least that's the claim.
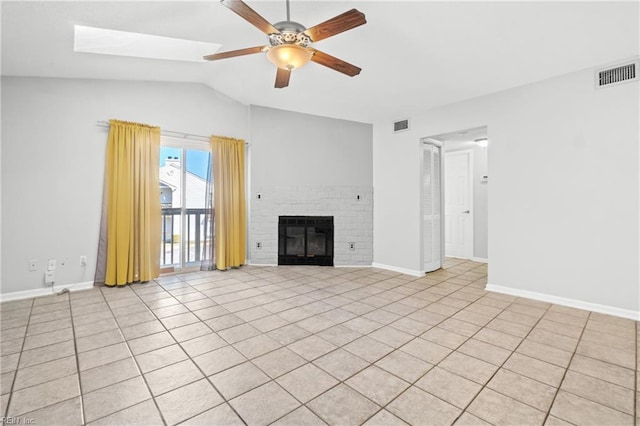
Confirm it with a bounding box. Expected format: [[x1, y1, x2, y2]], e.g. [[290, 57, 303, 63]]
[[269, 21, 313, 47]]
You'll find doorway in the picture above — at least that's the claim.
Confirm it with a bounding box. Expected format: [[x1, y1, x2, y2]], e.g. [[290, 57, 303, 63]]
[[421, 126, 488, 270]]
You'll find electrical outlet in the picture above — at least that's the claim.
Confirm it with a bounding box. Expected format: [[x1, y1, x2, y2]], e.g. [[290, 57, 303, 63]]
[[257, 193, 262, 200], [349, 242, 355, 250], [47, 259, 56, 271], [256, 242, 262, 249], [28, 259, 38, 272], [80, 256, 87, 266], [44, 271, 55, 285]]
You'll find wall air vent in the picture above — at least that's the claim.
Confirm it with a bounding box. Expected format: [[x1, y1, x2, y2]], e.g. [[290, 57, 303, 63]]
[[393, 119, 409, 133], [596, 61, 638, 88]]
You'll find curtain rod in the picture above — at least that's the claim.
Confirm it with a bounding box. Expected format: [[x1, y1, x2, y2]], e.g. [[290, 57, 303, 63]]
[[96, 120, 211, 143]]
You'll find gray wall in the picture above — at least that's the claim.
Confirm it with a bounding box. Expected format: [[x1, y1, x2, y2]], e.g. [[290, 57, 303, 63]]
[[1, 77, 248, 295], [373, 66, 639, 316], [249, 105, 373, 187], [248, 105, 373, 265], [444, 139, 488, 260]]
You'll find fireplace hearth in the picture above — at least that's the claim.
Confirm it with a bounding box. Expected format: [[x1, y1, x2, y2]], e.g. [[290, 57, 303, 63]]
[[278, 216, 334, 266]]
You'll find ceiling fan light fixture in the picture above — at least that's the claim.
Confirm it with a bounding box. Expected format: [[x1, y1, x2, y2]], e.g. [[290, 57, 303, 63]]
[[266, 44, 312, 70]]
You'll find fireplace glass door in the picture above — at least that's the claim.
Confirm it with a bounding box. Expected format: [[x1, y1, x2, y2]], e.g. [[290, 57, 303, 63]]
[[278, 216, 334, 266]]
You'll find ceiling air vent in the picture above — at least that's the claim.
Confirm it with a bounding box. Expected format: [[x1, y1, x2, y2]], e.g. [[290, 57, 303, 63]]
[[393, 119, 409, 133], [596, 61, 638, 88]]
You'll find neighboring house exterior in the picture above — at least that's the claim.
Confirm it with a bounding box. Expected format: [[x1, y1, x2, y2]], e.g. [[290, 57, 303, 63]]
[[159, 157, 208, 209]]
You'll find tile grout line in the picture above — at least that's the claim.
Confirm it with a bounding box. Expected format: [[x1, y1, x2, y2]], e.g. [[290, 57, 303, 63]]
[[152, 267, 441, 424], [635, 319, 638, 425], [93, 285, 170, 426], [3, 298, 35, 419], [68, 292, 88, 425], [174, 274, 345, 425], [5, 296, 85, 419], [3, 261, 633, 425], [441, 296, 544, 424], [540, 309, 591, 425], [354, 284, 492, 422], [89, 275, 632, 425], [286, 265, 495, 424], [364, 286, 546, 425], [133, 275, 251, 426]]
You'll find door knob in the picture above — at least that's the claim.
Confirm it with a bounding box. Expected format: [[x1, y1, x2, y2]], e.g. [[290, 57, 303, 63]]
[[461, 210, 470, 214]]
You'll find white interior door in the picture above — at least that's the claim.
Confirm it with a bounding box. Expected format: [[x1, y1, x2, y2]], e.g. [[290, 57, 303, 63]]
[[445, 150, 473, 259], [422, 141, 443, 272]]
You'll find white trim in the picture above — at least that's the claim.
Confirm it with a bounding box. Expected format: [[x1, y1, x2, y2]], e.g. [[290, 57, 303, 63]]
[[245, 262, 277, 267], [472, 257, 488, 263], [371, 262, 423, 277], [486, 283, 640, 321], [334, 264, 372, 269], [0, 281, 95, 303], [246, 262, 374, 269]]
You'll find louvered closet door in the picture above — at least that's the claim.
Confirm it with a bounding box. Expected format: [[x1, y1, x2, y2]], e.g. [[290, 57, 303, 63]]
[[423, 142, 443, 272]]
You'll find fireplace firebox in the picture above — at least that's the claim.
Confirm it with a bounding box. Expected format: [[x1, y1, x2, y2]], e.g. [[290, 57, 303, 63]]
[[278, 216, 334, 266]]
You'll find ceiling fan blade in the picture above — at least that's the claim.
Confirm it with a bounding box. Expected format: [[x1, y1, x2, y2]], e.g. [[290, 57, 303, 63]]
[[304, 9, 366, 43], [220, 0, 280, 35], [275, 67, 291, 88], [203, 46, 265, 61], [310, 49, 361, 77]]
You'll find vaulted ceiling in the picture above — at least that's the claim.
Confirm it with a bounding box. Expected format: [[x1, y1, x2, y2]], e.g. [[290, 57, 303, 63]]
[[2, 1, 638, 123]]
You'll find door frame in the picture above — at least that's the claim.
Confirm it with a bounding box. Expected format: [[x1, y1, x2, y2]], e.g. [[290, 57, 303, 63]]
[[444, 148, 474, 260]]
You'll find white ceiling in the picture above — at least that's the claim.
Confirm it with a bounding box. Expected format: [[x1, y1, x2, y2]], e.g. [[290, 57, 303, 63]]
[[2, 1, 638, 123]]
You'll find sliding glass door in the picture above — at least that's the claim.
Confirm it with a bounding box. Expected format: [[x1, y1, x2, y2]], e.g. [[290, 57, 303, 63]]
[[159, 140, 212, 272]]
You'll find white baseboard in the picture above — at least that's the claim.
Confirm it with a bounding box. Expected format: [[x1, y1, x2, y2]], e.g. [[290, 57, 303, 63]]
[[245, 262, 277, 267], [334, 264, 372, 269], [472, 257, 488, 263], [485, 283, 640, 321], [246, 262, 374, 269], [0, 281, 95, 303], [371, 262, 423, 277]]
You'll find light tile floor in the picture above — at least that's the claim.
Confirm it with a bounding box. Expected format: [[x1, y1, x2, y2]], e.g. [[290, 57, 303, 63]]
[[1, 259, 637, 425]]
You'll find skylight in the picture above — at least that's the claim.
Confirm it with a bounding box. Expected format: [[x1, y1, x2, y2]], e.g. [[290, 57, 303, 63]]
[[74, 25, 221, 63]]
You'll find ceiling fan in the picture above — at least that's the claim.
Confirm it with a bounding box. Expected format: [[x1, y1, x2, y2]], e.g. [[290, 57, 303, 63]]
[[204, 0, 366, 88]]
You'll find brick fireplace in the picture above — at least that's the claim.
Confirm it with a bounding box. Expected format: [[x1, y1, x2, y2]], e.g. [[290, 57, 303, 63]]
[[249, 185, 373, 266]]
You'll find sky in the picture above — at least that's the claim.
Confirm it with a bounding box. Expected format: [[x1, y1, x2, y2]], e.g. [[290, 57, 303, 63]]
[[160, 147, 210, 180]]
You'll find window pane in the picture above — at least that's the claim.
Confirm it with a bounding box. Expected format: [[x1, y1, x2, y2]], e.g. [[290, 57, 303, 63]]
[[185, 149, 211, 209], [159, 147, 182, 209]]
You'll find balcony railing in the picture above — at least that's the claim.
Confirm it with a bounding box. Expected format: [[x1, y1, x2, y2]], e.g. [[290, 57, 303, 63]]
[[161, 208, 212, 267]]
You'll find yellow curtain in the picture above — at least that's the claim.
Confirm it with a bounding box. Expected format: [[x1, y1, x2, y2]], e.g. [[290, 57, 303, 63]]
[[105, 120, 161, 285], [211, 135, 246, 270]]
